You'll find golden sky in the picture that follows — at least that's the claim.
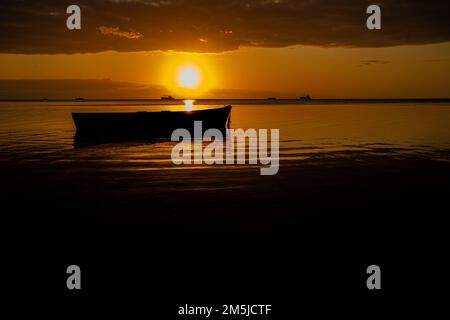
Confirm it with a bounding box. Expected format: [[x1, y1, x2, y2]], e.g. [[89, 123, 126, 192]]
[[1, 42, 449, 99], [0, 1, 449, 99]]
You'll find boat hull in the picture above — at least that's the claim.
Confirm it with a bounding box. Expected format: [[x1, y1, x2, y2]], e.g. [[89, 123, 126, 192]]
[[72, 106, 232, 144]]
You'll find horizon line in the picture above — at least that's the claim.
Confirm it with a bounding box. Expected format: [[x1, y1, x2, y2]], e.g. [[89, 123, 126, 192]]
[[1, 98, 450, 102]]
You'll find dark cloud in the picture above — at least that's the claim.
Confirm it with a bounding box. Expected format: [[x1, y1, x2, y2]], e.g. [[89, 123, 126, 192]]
[[0, 79, 288, 99], [0, 79, 167, 99], [0, 0, 449, 54], [0, 79, 290, 99], [360, 59, 390, 66], [207, 87, 283, 99], [422, 59, 446, 63]]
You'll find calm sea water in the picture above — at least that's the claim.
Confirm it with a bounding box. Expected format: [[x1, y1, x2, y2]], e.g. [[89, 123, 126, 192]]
[[1, 101, 449, 170], [2, 100, 450, 234], [4, 101, 449, 298]]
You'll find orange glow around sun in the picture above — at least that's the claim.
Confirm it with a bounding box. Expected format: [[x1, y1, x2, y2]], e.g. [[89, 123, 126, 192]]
[[159, 56, 218, 98], [177, 64, 202, 89]]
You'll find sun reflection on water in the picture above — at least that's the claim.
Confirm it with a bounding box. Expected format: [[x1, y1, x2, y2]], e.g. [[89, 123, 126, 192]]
[[184, 99, 194, 111]]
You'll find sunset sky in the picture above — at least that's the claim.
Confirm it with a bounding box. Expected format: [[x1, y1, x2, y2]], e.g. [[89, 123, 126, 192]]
[[0, 0, 449, 99]]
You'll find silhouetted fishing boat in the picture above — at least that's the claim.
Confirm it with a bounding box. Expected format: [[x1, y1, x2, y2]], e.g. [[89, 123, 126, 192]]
[[72, 105, 232, 145]]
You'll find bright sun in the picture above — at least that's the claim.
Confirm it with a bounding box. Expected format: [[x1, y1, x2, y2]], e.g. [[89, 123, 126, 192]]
[[177, 64, 202, 89]]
